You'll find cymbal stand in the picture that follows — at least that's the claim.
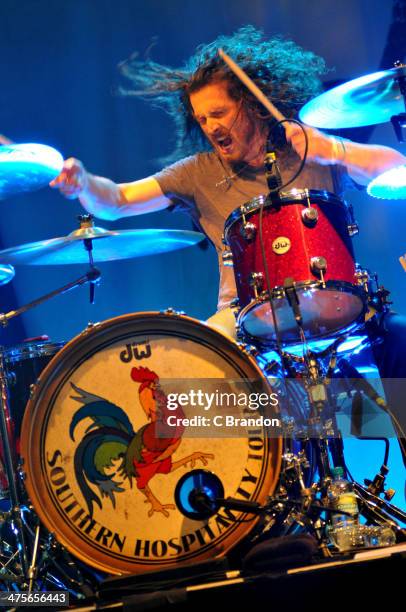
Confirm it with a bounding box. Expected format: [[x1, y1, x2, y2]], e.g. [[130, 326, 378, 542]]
[[0, 268, 100, 328], [0, 266, 101, 585], [0, 351, 29, 579], [273, 342, 406, 546], [275, 451, 329, 549], [78, 214, 98, 304], [28, 521, 40, 592]]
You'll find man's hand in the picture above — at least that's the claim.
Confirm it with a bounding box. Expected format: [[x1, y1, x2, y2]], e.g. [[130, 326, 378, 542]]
[[49, 157, 89, 199], [284, 123, 341, 166], [0, 134, 14, 145]]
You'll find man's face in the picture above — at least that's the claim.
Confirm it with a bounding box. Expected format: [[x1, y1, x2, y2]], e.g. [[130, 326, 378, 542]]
[[189, 80, 264, 165]]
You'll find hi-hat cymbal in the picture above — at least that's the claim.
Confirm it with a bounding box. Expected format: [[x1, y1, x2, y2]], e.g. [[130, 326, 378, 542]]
[[0, 143, 63, 198], [0, 226, 205, 265], [367, 164, 406, 199], [299, 65, 406, 128], [0, 264, 15, 285]]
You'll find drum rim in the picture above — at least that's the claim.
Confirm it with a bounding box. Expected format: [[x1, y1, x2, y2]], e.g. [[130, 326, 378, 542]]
[[4, 340, 65, 363], [237, 281, 367, 346], [223, 188, 347, 238], [256, 279, 366, 301], [21, 311, 282, 575]]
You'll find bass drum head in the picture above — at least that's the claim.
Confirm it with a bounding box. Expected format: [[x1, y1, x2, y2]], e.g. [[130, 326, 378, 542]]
[[21, 312, 281, 575]]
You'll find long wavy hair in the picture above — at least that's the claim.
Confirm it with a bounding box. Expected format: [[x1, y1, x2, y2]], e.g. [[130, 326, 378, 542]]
[[118, 26, 328, 164]]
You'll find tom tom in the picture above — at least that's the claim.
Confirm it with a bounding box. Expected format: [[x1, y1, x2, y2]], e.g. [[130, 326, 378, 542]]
[[0, 339, 64, 494], [223, 189, 366, 346], [4, 339, 65, 443]]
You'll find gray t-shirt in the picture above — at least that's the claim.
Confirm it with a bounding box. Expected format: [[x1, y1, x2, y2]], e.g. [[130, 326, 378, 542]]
[[154, 151, 352, 310]]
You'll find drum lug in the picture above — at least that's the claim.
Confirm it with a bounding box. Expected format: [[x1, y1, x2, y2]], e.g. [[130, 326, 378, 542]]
[[237, 341, 258, 356], [236, 324, 250, 344], [310, 256, 327, 286], [247, 345, 260, 357], [230, 298, 240, 325], [161, 307, 184, 316], [83, 321, 100, 334], [301, 207, 318, 226], [347, 223, 359, 237], [249, 272, 264, 299], [355, 266, 392, 310], [222, 249, 234, 267], [355, 266, 370, 290], [301, 190, 318, 226], [240, 222, 257, 240], [265, 286, 282, 301], [310, 256, 327, 274], [235, 324, 243, 339]]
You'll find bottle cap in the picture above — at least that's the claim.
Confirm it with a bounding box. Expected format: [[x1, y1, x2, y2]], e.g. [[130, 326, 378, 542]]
[[332, 467, 344, 478]]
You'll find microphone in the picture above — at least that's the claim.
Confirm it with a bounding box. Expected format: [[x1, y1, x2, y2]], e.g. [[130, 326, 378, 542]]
[[217, 497, 263, 515], [175, 470, 224, 520], [264, 129, 282, 195], [175, 470, 266, 521], [283, 277, 303, 327]]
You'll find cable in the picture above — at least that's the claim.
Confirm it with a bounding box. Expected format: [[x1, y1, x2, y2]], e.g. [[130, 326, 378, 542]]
[[257, 118, 309, 360], [268, 118, 310, 193]]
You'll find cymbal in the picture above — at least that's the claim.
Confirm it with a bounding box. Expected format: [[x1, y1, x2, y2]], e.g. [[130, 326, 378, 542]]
[[0, 226, 205, 265], [0, 264, 15, 285], [299, 65, 406, 128], [0, 143, 63, 197], [367, 164, 406, 200]]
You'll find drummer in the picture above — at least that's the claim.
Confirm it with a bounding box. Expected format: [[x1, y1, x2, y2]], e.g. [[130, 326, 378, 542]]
[[51, 26, 406, 380]]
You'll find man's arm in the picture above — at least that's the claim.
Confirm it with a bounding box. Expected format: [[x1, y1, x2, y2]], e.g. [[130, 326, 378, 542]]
[[329, 141, 406, 186], [50, 157, 171, 220], [285, 124, 406, 186]]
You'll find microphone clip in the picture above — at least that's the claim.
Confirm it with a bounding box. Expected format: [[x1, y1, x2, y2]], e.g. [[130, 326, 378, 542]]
[[264, 131, 282, 196]]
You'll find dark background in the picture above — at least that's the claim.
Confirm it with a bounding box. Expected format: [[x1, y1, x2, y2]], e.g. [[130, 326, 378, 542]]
[[0, 0, 405, 344]]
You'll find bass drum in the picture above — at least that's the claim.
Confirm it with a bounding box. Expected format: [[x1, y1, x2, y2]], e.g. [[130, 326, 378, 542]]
[[21, 312, 281, 575]]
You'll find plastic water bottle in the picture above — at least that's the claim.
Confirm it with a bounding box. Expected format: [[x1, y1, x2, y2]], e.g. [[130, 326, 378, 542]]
[[328, 466, 362, 551], [329, 467, 358, 526], [327, 467, 396, 551]]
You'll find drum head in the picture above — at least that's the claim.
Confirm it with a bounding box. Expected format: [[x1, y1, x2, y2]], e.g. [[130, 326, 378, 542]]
[[240, 282, 365, 345], [21, 312, 281, 575]]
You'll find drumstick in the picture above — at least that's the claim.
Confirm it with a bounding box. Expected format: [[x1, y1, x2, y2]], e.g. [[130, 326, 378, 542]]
[[218, 48, 286, 122]]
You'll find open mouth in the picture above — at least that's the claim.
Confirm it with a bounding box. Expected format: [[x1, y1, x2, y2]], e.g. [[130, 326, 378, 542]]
[[216, 135, 233, 152]]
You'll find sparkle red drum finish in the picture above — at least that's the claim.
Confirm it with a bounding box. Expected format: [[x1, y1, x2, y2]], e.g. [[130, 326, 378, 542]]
[[0, 340, 64, 495], [223, 190, 366, 346]]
